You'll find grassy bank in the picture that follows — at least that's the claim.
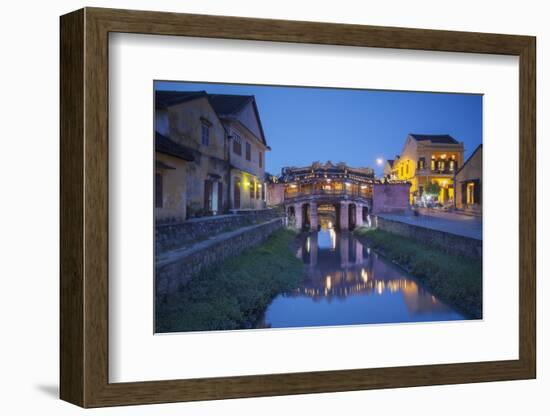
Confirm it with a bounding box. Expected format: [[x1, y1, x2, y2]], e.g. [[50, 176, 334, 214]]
[[354, 227, 482, 319], [155, 228, 304, 333]]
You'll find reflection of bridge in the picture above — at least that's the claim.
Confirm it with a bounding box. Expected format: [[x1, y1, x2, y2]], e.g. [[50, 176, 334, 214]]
[[280, 162, 374, 230], [292, 230, 453, 315]]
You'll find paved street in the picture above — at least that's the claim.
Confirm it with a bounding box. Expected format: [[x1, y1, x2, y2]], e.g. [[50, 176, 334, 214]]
[[377, 209, 482, 240]]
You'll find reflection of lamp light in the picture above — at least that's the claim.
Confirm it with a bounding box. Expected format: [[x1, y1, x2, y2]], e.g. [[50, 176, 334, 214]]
[[329, 228, 336, 249], [326, 275, 332, 291], [306, 237, 311, 253], [361, 268, 369, 283]]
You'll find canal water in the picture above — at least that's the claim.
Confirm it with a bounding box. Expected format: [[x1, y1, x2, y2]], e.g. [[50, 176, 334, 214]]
[[258, 220, 464, 329]]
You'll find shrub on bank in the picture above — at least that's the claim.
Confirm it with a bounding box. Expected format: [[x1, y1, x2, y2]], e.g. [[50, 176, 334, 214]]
[[354, 227, 482, 319], [155, 228, 304, 333]]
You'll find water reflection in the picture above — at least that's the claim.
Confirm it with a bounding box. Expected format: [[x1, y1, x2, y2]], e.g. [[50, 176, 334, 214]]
[[258, 220, 464, 329]]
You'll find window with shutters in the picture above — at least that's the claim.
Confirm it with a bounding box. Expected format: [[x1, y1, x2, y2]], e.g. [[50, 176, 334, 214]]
[[155, 173, 163, 208], [249, 181, 255, 199], [245, 142, 251, 161], [201, 123, 210, 146], [259, 151, 263, 168], [233, 134, 242, 155]]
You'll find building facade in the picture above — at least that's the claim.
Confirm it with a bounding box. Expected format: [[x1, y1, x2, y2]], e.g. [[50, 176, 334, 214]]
[[208, 94, 270, 211], [154, 132, 195, 221], [154, 90, 269, 222], [383, 159, 397, 180], [454, 144, 482, 216], [392, 134, 465, 205]]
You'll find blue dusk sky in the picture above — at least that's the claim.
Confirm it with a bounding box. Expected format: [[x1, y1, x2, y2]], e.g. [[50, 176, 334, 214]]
[[155, 81, 482, 176]]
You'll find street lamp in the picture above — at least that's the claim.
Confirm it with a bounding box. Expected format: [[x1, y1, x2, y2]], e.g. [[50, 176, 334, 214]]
[[376, 158, 384, 166]]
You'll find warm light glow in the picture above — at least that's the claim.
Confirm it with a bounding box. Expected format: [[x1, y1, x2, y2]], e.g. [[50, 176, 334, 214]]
[[441, 154, 447, 159], [360, 185, 367, 189], [329, 228, 337, 249], [361, 268, 369, 283], [345, 182, 351, 187], [289, 183, 297, 188], [376, 158, 384, 166], [325, 275, 332, 291]]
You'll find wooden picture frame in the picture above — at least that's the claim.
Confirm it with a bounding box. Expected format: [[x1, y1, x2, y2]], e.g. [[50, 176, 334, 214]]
[[60, 7, 536, 408]]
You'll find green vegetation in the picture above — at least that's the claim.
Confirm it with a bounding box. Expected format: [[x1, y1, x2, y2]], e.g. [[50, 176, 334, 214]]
[[156, 228, 304, 333], [354, 227, 482, 319], [424, 182, 441, 198]]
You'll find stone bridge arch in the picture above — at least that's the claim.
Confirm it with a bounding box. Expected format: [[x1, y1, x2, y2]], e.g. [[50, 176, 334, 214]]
[[288, 197, 372, 231]]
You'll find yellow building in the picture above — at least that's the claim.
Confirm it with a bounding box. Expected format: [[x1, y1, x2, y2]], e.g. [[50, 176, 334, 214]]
[[454, 144, 482, 216], [393, 134, 464, 205], [155, 132, 195, 221], [208, 94, 270, 211], [156, 91, 230, 220], [155, 90, 270, 222]]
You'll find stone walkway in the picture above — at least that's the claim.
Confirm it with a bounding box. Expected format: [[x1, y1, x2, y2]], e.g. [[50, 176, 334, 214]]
[[376, 210, 482, 240]]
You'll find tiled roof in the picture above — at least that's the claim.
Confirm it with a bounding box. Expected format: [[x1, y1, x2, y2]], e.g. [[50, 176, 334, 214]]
[[410, 134, 459, 144], [155, 90, 267, 146], [208, 94, 253, 116], [155, 131, 195, 161], [155, 91, 206, 108]]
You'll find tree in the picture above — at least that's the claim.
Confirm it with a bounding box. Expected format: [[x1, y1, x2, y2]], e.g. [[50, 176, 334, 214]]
[[424, 182, 441, 197]]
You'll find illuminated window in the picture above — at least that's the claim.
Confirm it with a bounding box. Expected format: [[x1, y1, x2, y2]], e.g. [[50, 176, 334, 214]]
[[418, 158, 425, 170], [430, 158, 436, 171], [467, 182, 475, 204], [449, 160, 455, 171]]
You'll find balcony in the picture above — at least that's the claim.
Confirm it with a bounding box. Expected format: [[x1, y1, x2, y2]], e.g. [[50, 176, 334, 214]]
[[416, 167, 456, 176]]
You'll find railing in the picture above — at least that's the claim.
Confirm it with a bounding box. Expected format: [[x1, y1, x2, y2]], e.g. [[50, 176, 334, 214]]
[[416, 167, 456, 175], [284, 187, 372, 201]]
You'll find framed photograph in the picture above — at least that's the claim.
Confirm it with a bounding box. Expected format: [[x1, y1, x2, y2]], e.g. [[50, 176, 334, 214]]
[[60, 7, 536, 408]]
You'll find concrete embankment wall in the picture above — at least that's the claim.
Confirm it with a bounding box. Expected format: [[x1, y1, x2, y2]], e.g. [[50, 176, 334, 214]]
[[375, 216, 482, 258], [156, 218, 284, 298]]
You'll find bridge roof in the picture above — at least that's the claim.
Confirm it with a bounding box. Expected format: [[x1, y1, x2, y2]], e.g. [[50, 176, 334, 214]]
[[280, 162, 375, 183]]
